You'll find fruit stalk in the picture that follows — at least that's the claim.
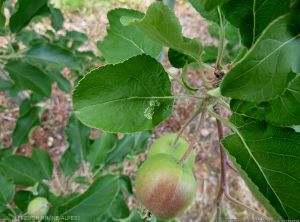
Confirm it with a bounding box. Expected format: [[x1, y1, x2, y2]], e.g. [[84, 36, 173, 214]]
[[173, 106, 202, 147], [178, 107, 206, 166]]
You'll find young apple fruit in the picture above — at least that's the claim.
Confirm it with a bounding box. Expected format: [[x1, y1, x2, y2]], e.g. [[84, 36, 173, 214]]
[[148, 134, 195, 168], [135, 154, 196, 220], [27, 197, 50, 217]]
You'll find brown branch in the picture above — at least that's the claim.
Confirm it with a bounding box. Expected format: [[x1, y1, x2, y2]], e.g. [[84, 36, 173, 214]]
[[216, 119, 228, 193], [212, 111, 271, 221], [211, 118, 227, 222], [178, 108, 206, 166]]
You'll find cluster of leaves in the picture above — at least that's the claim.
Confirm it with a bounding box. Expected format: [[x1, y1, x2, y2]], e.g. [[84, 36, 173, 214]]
[[1, 0, 300, 220], [0, 0, 103, 146], [0, 114, 152, 221], [72, 0, 300, 220], [0, 0, 158, 221]]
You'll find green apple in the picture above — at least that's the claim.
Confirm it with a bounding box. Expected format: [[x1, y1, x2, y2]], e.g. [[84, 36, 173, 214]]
[[135, 154, 196, 220], [148, 134, 195, 168], [27, 197, 50, 217]]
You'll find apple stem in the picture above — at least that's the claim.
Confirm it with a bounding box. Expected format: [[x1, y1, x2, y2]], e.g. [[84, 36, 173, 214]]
[[178, 107, 206, 166], [216, 118, 228, 193], [213, 110, 271, 221], [173, 105, 203, 148], [224, 192, 271, 221], [226, 160, 238, 174]]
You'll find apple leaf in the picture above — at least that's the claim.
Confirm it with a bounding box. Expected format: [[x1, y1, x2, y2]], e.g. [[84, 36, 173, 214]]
[[105, 131, 151, 165], [9, 0, 48, 33], [222, 0, 290, 48], [65, 114, 90, 162], [5, 60, 52, 97], [230, 74, 300, 126], [12, 100, 42, 147], [73, 54, 173, 133], [25, 42, 80, 70], [168, 48, 195, 68], [108, 194, 130, 220], [0, 175, 14, 204], [222, 115, 300, 219], [60, 148, 79, 177], [203, 0, 228, 11], [32, 148, 53, 180], [188, 0, 220, 24], [0, 0, 5, 35], [97, 8, 162, 64], [123, 2, 202, 61], [47, 70, 71, 93], [87, 133, 118, 170], [58, 175, 119, 221], [221, 14, 300, 103], [0, 155, 48, 186]]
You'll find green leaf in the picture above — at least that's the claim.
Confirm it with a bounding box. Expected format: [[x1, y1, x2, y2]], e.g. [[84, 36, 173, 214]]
[[97, 8, 162, 64], [0, 105, 5, 112], [0, 155, 46, 186], [0, 148, 12, 161], [58, 175, 119, 220], [188, 0, 220, 23], [222, 0, 290, 48], [106, 131, 151, 165], [5, 60, 52, 97], [37, 182, 53, 199], [60, 148, 79, 176], [168, 48, 195, 68], [108, 194, 130, 220], [0, 0, 5, 35], [0, 80, 13, 92], [9, 0, 48, 33], [222, 115, 300, 219], [123, 2, 202, 61], [65, 114, 90, 161], [73, 54, 173, 133], [221, 14, 300, 103], [49, 6, 64, 31], [16, 29, 42, 46], [32, 148, 53, 180], [202, 45, 218, 63], [0, 175, 14, 204], [66, 31, 88, 49], [119, 175, 133, 195], [203, 0, 228, 11], [87, 133, 118, 170], [14, 190, 34, 211], [74, 176, 89, 185], [105, 135, 134, 165], [12, 101, 41, 147], [230, 75, 300, 125], [48, 70, 71, 93], [25, 42, 80, 70], [130, 131, 151, 154]]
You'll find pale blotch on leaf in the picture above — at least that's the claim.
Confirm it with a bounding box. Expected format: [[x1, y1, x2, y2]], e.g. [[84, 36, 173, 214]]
[[144, 99, 160, 120]]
